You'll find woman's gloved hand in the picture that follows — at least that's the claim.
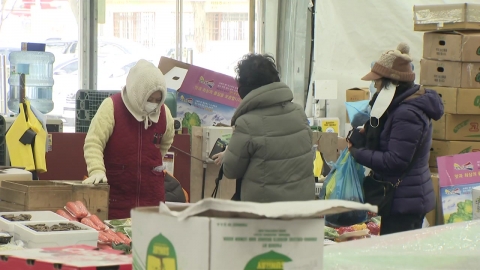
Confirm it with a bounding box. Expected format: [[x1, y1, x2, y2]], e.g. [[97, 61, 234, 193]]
[[82, 173, 108, 184], [347, 128, 366, 149]]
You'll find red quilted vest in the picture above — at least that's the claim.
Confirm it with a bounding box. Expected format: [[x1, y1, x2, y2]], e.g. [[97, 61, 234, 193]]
[[103, 93, 166, 219]]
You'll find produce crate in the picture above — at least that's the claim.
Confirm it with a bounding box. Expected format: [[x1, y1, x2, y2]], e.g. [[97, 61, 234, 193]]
[[13, 221, 98, 248], [0, 181, 109, 221], [0, 211, 67, 234]]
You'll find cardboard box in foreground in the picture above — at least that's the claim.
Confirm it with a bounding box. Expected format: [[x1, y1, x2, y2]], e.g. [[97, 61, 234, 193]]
[[132, 199, 377, 270]]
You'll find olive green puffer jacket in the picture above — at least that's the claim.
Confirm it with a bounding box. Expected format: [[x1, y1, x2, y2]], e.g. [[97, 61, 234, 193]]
[[223, 82, 315, 202]]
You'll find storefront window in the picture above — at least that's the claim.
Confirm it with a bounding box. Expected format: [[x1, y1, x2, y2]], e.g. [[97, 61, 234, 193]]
[[0, 0, 252, 132], [0, 0, 79, 132], [184, 0, 249, 77]]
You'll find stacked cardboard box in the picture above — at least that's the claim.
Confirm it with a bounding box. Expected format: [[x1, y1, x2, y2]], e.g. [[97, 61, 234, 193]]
[[419, 31, 480, 169], [415, 3, 480, 226]]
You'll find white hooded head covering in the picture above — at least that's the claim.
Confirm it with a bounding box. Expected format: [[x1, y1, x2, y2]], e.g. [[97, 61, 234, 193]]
[[121, 59, 167, 129]]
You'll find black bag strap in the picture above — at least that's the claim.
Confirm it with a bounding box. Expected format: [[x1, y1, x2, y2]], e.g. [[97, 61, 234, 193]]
[[395, 120, 430, 187], [211, 165, 224, 198]]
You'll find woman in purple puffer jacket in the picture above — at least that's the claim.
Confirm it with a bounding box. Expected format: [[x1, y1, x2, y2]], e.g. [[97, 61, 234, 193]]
[[348, 43, 444, 235]]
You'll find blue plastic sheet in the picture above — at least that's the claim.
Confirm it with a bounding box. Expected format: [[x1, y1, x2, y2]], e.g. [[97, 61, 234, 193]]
[[345, 100, 370, 128]]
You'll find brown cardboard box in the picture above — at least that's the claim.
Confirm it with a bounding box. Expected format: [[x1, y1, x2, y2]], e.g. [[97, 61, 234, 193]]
[[432, 116, 446, 140], [337, 137, 348, 159], [420, 59, 462, 87], [423, 32, 480, 62], [345, 88, 370, 122], [426, 174, 440, 226], [428, 86, 480, 114], [414, 4, 480, 32], [346, 88, 369, 101], [461, 62, 480, 88], [312, 132, 338, 164], [433, 114, 480, 141], [429, 140, 480, 167]]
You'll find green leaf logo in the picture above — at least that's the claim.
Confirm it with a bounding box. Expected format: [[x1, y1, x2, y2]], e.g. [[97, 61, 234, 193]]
[[475, 96, 480, 108], [244, 251, 292, 270], [476, 73, 480, 83], [477, 46, 480, 56], [454, 119, 469, 133], [459, 147, 472, 154], [146, 233, 178, 270]]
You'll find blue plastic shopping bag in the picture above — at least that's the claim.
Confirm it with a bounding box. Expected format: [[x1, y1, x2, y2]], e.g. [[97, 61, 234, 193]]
[[319, 148, 368, 227]]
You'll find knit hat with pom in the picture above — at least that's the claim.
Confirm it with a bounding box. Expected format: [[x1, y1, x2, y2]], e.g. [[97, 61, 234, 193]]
[[361, 43, 415, 82]]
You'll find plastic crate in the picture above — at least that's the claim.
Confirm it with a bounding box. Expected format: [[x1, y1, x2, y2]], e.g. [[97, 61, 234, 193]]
[[13, 221, 98, 248], [0, 211, 67, 234], [75, 90, 120, 133]]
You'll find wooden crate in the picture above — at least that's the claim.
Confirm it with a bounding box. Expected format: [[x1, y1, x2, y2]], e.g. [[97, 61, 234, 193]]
[[0, 181, 109, 221]]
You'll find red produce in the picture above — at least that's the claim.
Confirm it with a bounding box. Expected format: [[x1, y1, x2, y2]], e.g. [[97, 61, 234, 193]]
[[89, 215, 107, 231], [105, 229, 124, 244], [337, 226, 355, 235], [75, 201, 89, 218], [98, 231, 110, 243], [367, 222, 380, 235], [116, 231, 131, 245], [65, 202, 83, 218], [56, 209, 77, 221], [81, 217, 100, 231]]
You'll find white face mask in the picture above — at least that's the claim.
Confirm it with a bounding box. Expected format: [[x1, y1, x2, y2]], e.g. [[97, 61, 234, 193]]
[[144, 102, 159, 113]]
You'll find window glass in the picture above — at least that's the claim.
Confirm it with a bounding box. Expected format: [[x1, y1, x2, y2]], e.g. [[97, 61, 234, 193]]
[[96, 0, 176, 92], [184, 0, 250, 77], [0, 0, 79, 132]]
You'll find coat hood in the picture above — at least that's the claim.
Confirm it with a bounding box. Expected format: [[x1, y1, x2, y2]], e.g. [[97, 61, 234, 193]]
[[121, 59, 167, 129], [391, 84, 444, 121], [231, 82, 294, 125]]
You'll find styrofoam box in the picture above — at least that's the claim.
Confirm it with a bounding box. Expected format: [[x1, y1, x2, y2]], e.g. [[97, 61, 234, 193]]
[[13, 221, 98, 248], [0, 211, 67, 234]]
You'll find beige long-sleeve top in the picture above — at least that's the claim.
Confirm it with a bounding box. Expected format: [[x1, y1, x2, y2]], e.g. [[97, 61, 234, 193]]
[[84, 98, 175, 176]]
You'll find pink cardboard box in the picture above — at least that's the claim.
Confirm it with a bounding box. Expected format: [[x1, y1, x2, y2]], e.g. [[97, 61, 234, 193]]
[[437, 151, 480, 187]]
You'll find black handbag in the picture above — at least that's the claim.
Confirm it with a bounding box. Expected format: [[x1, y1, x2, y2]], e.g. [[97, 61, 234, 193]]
[[363, 124, 428, 217]]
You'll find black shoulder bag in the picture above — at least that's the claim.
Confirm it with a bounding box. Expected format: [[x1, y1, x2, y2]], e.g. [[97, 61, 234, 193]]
[[363, 123, 428, 217], [211, 165, 242, 201]]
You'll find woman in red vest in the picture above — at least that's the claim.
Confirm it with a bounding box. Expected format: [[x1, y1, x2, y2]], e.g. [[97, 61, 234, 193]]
[[82, 59, 175, 219]]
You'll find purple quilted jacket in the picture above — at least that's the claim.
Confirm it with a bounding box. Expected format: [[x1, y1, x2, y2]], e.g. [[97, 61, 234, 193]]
[[352, 85, 444, 215]]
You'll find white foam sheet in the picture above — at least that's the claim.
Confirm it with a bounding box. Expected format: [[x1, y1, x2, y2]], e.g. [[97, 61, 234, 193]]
[[307, 0, 473, 136], [323, 220, 480, 269]]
